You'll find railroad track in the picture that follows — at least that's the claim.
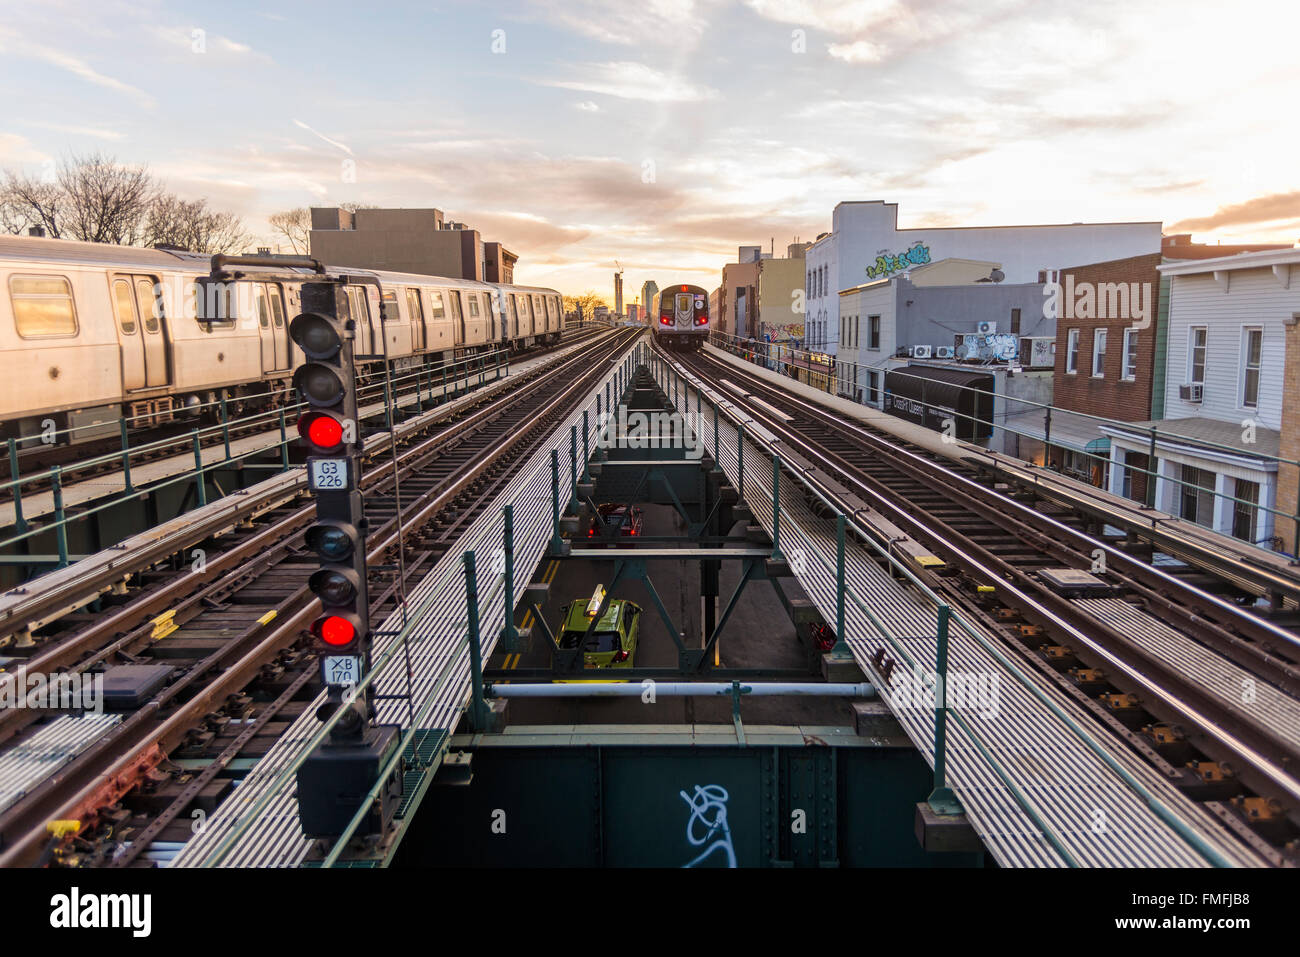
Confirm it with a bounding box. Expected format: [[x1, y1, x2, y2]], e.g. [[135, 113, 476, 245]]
[[671, 345, 1300, 865], [0, 327, 639, 867], [1, 330, 594, 504]]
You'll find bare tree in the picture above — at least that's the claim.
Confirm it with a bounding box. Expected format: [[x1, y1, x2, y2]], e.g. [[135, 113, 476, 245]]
[[563, 290, 608, 320], [144, 194, 250, 254], [1, 172, 66, 236], [267, 207, 311, 254], [56, 153, 156, 245]]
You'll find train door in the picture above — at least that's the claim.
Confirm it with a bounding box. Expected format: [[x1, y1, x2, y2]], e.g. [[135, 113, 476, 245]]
[[405, 287, 425, 352], [345, 286, 374, 355], [253, 282, 290, 373], [507, 294, 518, 339], [449, 290, 465, 345], [111, 274, 170, 390]]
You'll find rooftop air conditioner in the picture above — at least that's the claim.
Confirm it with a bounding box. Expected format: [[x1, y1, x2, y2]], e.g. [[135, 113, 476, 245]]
[[976, 321, 997, 335], [912, 345, 933, 359], [934, 345, 955, 359], [1179, 383, 1204, 403]]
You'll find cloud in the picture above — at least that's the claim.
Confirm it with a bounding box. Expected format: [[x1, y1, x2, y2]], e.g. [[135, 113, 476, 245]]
[[523, 0, 710, 46], [542, 61, 718, 102], [292, 120, 354, 156], [28, 121, 126, 141], [575, 101, 601, 112], [0, 28, 155, 108], [826, 39, 885, 63], [1168, 192, 1300, 233]]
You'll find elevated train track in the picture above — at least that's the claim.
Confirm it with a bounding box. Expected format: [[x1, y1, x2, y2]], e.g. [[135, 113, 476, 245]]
[[669, 343, 1300, 865], [0, 327, 640, 867]]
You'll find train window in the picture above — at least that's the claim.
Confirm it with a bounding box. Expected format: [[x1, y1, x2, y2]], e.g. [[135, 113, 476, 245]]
[[112, 279, 137, 335], [346, 287, 369, 323], [532, 295, 543, 319], [267, 284, 286, 327], [11, 275, 78, 338], [255, 284, 271, 328], [467, 294, 480, 319], [381, 289, 399, 319], [429, 289, 446, 319], [135, 278, 161, 333], [405, 288, 424, 322]]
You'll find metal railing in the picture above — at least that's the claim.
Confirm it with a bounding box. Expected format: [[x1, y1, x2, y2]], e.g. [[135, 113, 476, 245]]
[[710, 330, 1300, 558]]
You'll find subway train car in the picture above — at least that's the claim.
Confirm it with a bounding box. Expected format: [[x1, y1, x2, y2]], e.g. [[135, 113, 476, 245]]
[[0, 236, 565, 446], [490, 283, 565, 350], [650, 283, 710, 350]]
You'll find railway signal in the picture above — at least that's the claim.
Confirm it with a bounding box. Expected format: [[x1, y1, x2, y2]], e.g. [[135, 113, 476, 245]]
[[291, 279, 402, 841]]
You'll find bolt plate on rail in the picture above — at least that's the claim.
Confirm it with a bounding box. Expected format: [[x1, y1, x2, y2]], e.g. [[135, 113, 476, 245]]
[[1036, 567, 1112, 597]]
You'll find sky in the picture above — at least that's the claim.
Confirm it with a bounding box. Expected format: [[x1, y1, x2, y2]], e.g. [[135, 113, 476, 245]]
[[1, 0, 1298, 302]]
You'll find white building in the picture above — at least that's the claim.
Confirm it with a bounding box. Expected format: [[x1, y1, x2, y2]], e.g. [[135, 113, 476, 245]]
[[804, 201, 1162, 359], [1102, 248, 1300, 548]]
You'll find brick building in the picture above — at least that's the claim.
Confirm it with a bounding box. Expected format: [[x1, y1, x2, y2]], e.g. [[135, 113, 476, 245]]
[[1047, 236, 1291, 498]]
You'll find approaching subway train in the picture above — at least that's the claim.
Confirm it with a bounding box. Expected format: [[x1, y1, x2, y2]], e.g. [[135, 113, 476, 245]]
[[650, 283, 709, 350], [0, 236, 566, 446]]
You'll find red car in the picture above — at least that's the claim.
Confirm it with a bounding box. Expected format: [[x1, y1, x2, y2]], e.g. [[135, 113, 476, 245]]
[[585, 504, 644, 545]]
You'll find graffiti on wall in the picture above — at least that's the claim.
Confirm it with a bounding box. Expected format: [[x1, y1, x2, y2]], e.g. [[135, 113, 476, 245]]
[[766, 322, 805, 341], [679, 784, 737, 868], [865, 241, 931, 280]]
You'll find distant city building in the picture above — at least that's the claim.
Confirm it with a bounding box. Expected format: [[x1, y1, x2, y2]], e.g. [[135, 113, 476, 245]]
[[641, 280, 658, 319], [718, 242, 809, 340], [614, 271, 623, 317], [483, 242, 517, 284], [804, 201, 1162, 359], [308, 206, 510, 281]]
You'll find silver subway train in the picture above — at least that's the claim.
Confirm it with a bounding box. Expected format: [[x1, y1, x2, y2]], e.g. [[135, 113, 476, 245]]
[[0, 236, 566, 444], [650, 282, 710, 350]]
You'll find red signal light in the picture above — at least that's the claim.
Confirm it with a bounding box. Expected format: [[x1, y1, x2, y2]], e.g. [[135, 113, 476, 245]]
[[680, 285, 688, 292], [299, 411, 345, 451], [318, 615, 356, 646], [308, 415, 343, 448]]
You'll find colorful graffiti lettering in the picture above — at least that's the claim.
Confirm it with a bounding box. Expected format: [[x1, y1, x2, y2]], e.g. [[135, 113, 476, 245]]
[[866, 242, 931, 280]]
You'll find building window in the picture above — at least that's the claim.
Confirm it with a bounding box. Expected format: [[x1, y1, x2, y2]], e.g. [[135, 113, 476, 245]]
[[868, 315, 880, 350], [1188, 326, 1207, 385], [1092, 329, 1106, 377], [1066, 329, 1079, 373], [1010, 308, 1021, 336], [867, 370, 880, 405], [1178, 464, 1215, 527], [1241, 327, 1262, 409], [1122, 328, 1138, 380], [1233, 479, 1259, 543]]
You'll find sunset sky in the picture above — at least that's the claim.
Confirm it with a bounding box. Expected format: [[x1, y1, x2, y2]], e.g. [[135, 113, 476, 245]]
[[2, 0, 1297, 301]]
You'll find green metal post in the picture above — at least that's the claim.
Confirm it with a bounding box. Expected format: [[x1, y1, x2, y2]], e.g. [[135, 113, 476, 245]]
[[462, 551, 490, 732], [771, 454, 783, 562], [51, 466, 68, 568], [550, 449, 564, 553], [569, 424, 578, 510], [582, 410, 590, 482], [927, 604, 962, 815], [501, 505, 517, 647], [441, 366, 447, 405], [830, 513, 853, 659], [9, 438, 27, 534], [220, 392, 231, 460], [713, 402, 720, 471], [737, 423, 744, 500], [278, 408, 290, 472], [119, 417, 134, 493], [415, 370, 424, 413], [192, 431, 206, 507]]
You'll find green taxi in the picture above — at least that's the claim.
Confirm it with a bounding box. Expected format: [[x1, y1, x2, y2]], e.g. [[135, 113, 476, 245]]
[[556, 592, 641, 673]]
